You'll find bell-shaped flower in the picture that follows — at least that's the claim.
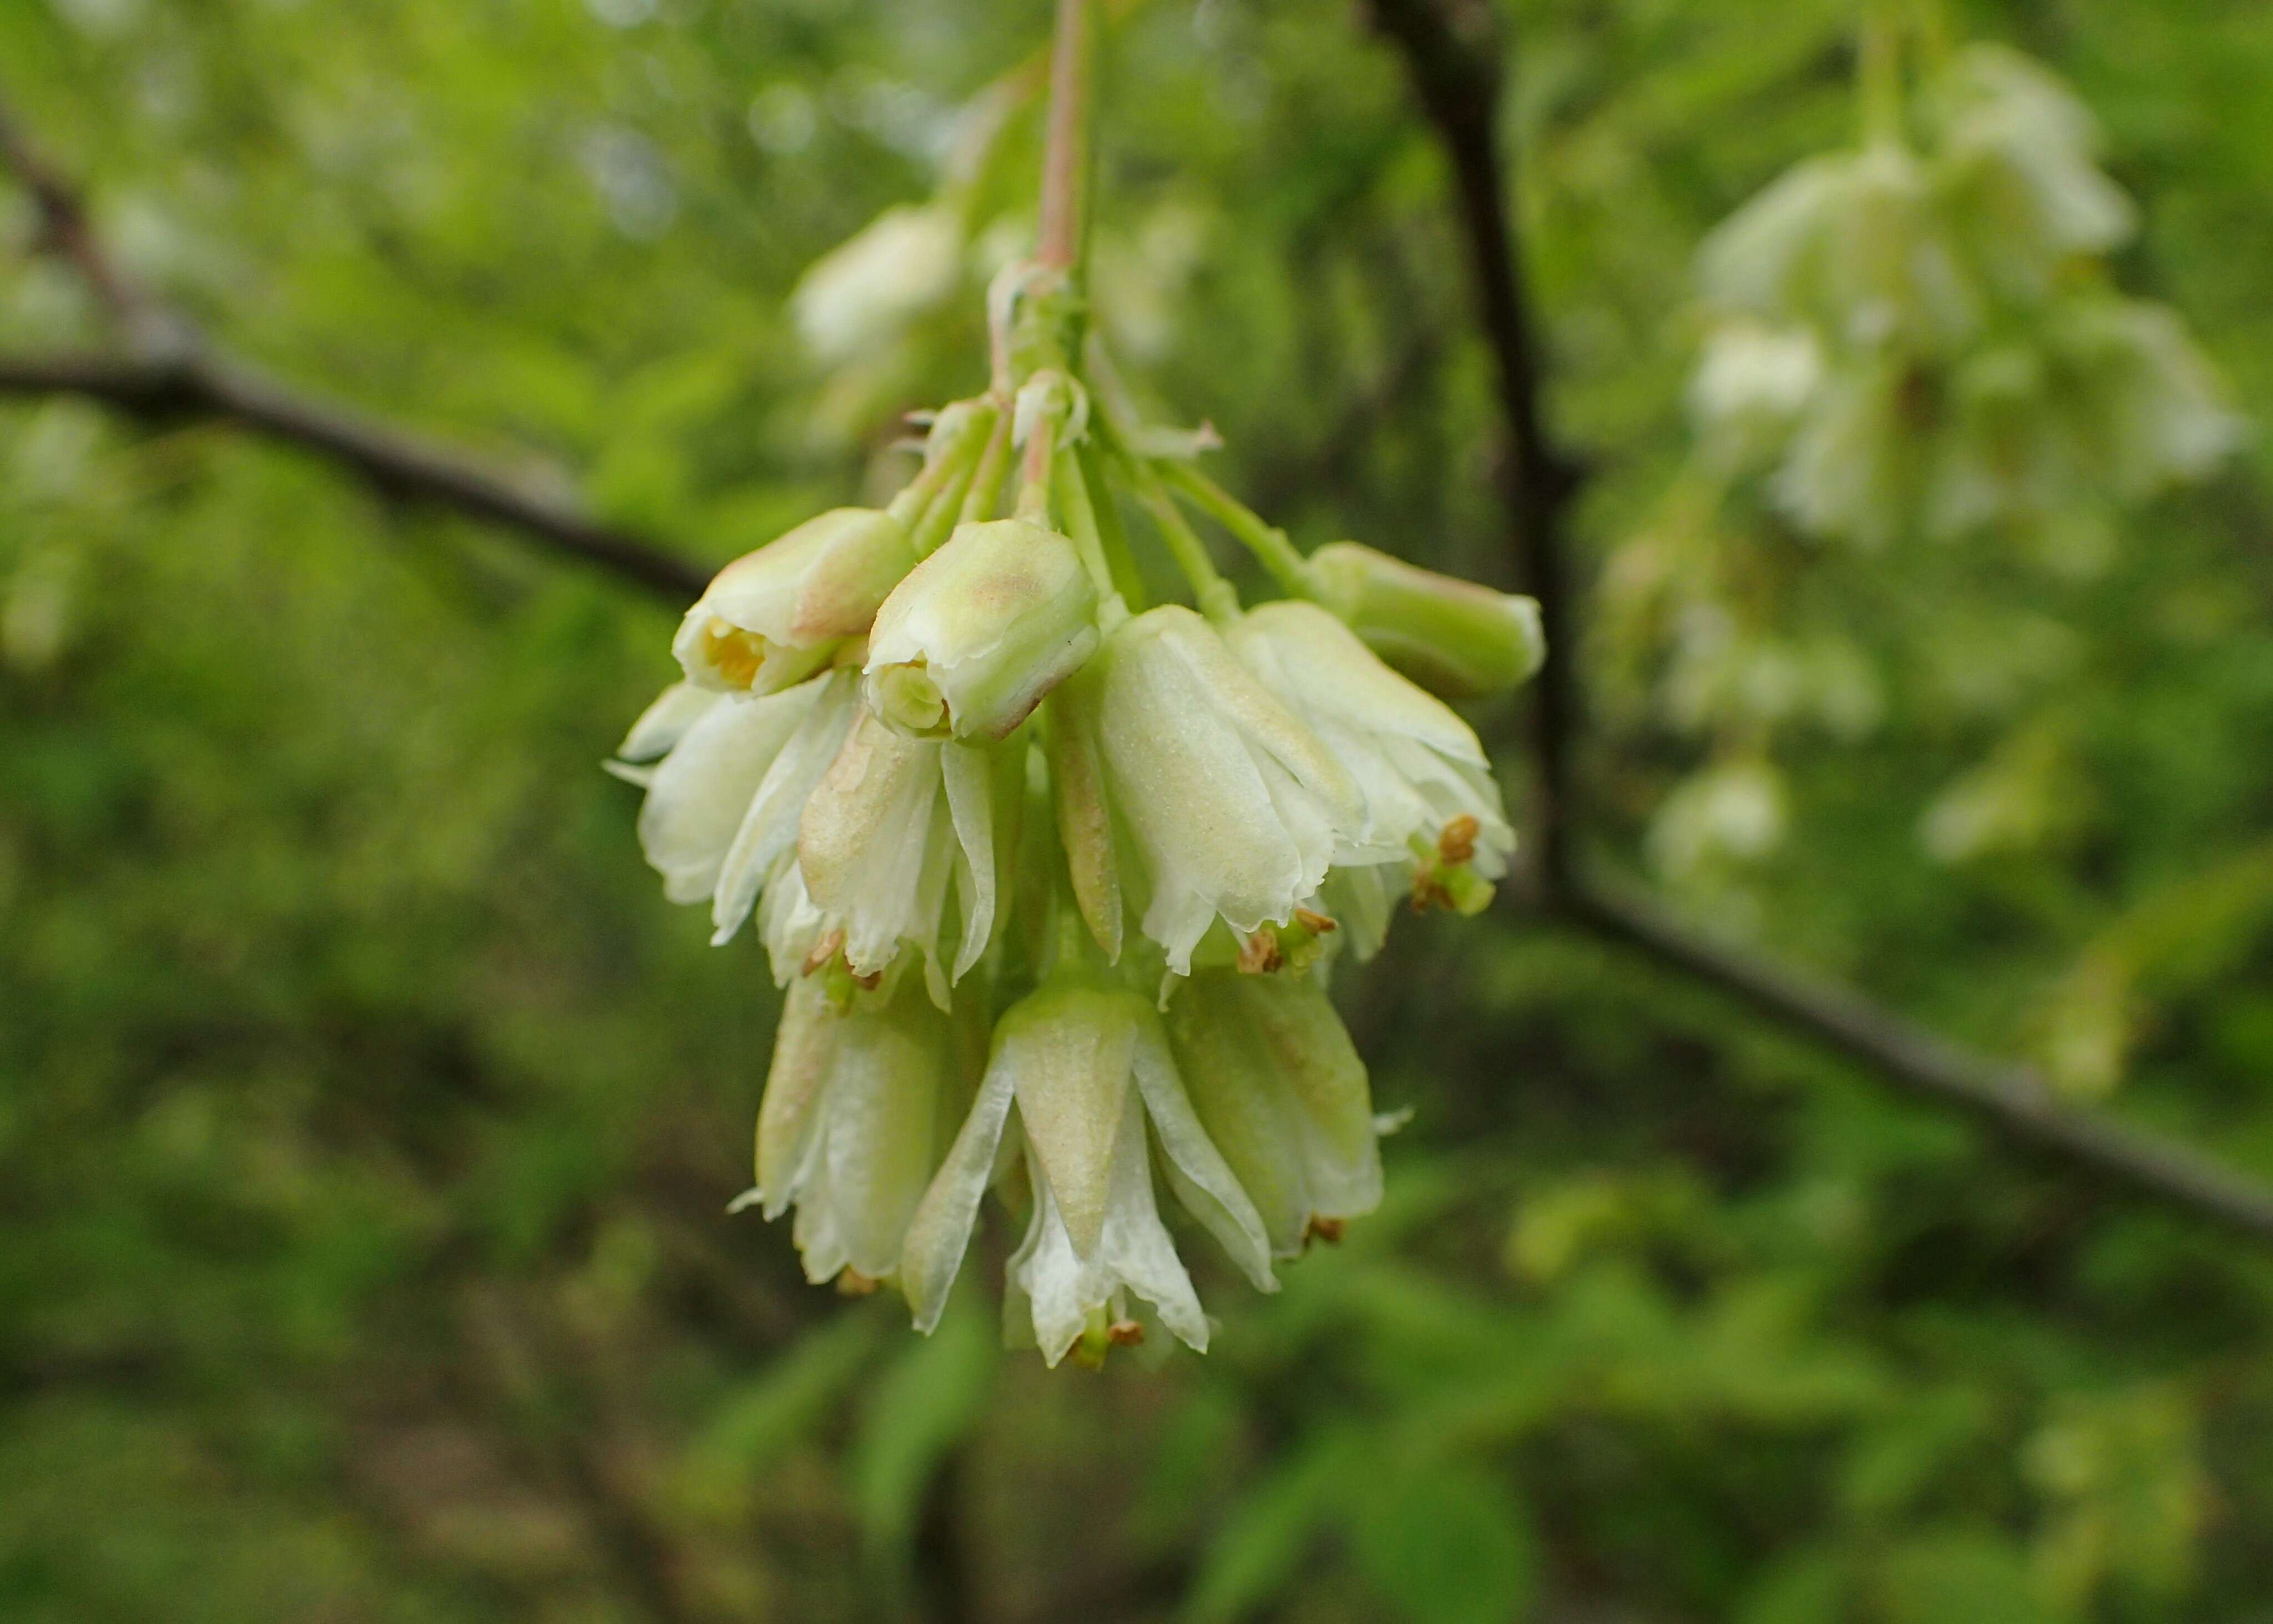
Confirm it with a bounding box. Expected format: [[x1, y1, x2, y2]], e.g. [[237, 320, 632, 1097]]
[[673, 508, 917, 696], [790, 203, 964, 365], [1227, 600, 1514, 956], [735, 976, 979, 1289], [1050, 605, 1364, 975], [1930, 46, 2135, 302], [899, 979, 1273, 1364], [1303, 541, 1544, 701], [864, 518, 1100, 743], [792, 707, 1018, 1006], [1698, 141, 1978, 356], [612, 673, 850, 929], [1163, 968, 1382, 1258], [1688, 322, 1825, 471]]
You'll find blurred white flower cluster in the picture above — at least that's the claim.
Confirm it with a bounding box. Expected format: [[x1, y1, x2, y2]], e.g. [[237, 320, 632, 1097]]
[[1605, 38, 2246, 900], [1691, 43, 2242, 564], [616, 253, 1542, 1366]]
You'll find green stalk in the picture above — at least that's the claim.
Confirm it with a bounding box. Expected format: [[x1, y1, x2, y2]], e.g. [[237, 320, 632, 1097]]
[[1156, 462, 1310, 599], [1130, 459, 1237, 622]]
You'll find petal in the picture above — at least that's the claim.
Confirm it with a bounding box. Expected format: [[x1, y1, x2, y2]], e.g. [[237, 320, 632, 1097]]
[[619, 681, 722, 762], [816, 993, 957, 1279], [941, 743, 997, 981], [901, 1069, 1017, 1334], [711, 671, 858, 943], [639, 681, 814, 908], [1130, 1011, 1276, 1288], [755, 977, 841, 1217], [797, 709, 943, 970], [1002, 990, 1140, 1261]]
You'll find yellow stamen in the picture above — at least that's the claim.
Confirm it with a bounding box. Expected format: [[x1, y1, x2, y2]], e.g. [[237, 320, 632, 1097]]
[[701, 622, 770, 690]]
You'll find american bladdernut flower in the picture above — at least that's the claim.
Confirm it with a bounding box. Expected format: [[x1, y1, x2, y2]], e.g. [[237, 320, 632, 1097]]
[[1050, 604, 1364, 976], [864, 517, 1100, 743], [899, 978, 1272, 1364], [737, 975, 980, 1289], [618, 11, 1541, 1365]]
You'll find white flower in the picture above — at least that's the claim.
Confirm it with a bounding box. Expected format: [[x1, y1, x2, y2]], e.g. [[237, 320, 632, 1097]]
[[791, 203, 965, 365], [1689, 322, 1824, 466], [1163, 968, 1382, 1258], [898, 982, 1273, 1364], [864, 517, 1100, 741], [1049, 605, 1364, 974], [613, 674, 839, 916], [738, 976, 978, 1287], [673, 508, 916, 696], [792, 706, 1016, 1005], [1699, 143, 1978, 355], [1227, 600, 1513, 956]]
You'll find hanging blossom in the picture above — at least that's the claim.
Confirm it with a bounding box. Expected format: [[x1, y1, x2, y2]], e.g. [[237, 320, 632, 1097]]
[[614, 101, 1542, 1368], [1688, 39, 2242, 557]]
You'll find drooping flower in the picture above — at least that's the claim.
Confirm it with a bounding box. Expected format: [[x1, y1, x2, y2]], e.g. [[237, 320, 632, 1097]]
[[674, 508, 917, 696], [899, 979, 1273, 1364], [611, 671, 845, 925], [1048, 604, 1365, 974], [736, 975, 981, 1289], [790, 202, 965, 365], [1227, 600, 1514, 958], [864, 517, 1100, 743], [790, 707, 1020, 1005], [1163, 968, 1382, 1258]]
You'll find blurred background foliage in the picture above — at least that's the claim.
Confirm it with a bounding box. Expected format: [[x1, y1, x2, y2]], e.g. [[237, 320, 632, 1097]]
[[4, 0, 2273, 1620]]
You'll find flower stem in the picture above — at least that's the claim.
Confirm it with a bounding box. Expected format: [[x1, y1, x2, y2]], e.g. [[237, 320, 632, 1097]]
[[1130, 459, 1237, 622], [1859, 4, 1905, 147], [1052, 447, 1127, 608], [1037, 0, 1096, 277], [1156, 462, 1311, 599], [960, 407, 1015, 525]]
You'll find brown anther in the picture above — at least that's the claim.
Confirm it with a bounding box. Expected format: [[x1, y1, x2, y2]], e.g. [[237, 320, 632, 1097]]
[[835, 1269, 882, 1297], [1294, 907, 1337, 935], [1304, 1215, 1347, 1247], [801, 928, 847, 978], [851, 968, 884, 991], [1411, 875, 1452, 914], [1106, 1319, 1145, 1347], [1237, 931, 1283, 974], [1437, 814, 1480, 866]]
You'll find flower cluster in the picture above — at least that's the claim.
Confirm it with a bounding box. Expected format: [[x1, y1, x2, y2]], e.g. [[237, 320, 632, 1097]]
[[616, 272, 1540, 1366], [1692, 43, 2242, 564]]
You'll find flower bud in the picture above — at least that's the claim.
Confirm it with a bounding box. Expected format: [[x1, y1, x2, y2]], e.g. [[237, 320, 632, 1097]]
[[864, 518, 1100, 741], [1305, 542, 1545, 701], [1164, 969, 1382, 1257], [674, 508, 917, 696]]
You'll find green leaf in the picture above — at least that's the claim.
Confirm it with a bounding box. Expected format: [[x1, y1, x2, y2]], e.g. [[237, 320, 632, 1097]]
[[1343, 1455, 1540, 1624], [849, 1285, 996, 1567], [1182, 1428, 1363, 1624]]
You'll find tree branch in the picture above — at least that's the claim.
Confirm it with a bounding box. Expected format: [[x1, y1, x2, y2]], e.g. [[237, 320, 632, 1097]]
[[0, 97, 705, 605], [1366, 0, 1583, 898], [1364, 0, 2273, 1247]]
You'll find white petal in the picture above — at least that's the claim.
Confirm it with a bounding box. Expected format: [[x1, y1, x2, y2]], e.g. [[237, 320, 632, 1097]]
[[711, 672, 859, 943], [639, 683, 814, 908], [619, 680, 723, 761], [901, 1069, 1017, 1333], [1130, 1014, 1276, 1290], [942, 744, 997, 980]]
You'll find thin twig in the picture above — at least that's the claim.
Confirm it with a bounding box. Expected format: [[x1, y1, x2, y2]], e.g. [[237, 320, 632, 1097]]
[[1366, 0, 1583, 898], [0, 350, 708, 600], [0, 94, 705, 604], [1364, 0, 2273, 1246], [1572, 877, 2273, 1243]]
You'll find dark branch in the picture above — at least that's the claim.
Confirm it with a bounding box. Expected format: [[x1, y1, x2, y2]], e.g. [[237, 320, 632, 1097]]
[[1572, 878, 2273, 1244], [1366, 0, 1583, 898], [0, 96, 706, 605], [1365, 0, 2273, 1247], [0, 351, 708, 601]]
